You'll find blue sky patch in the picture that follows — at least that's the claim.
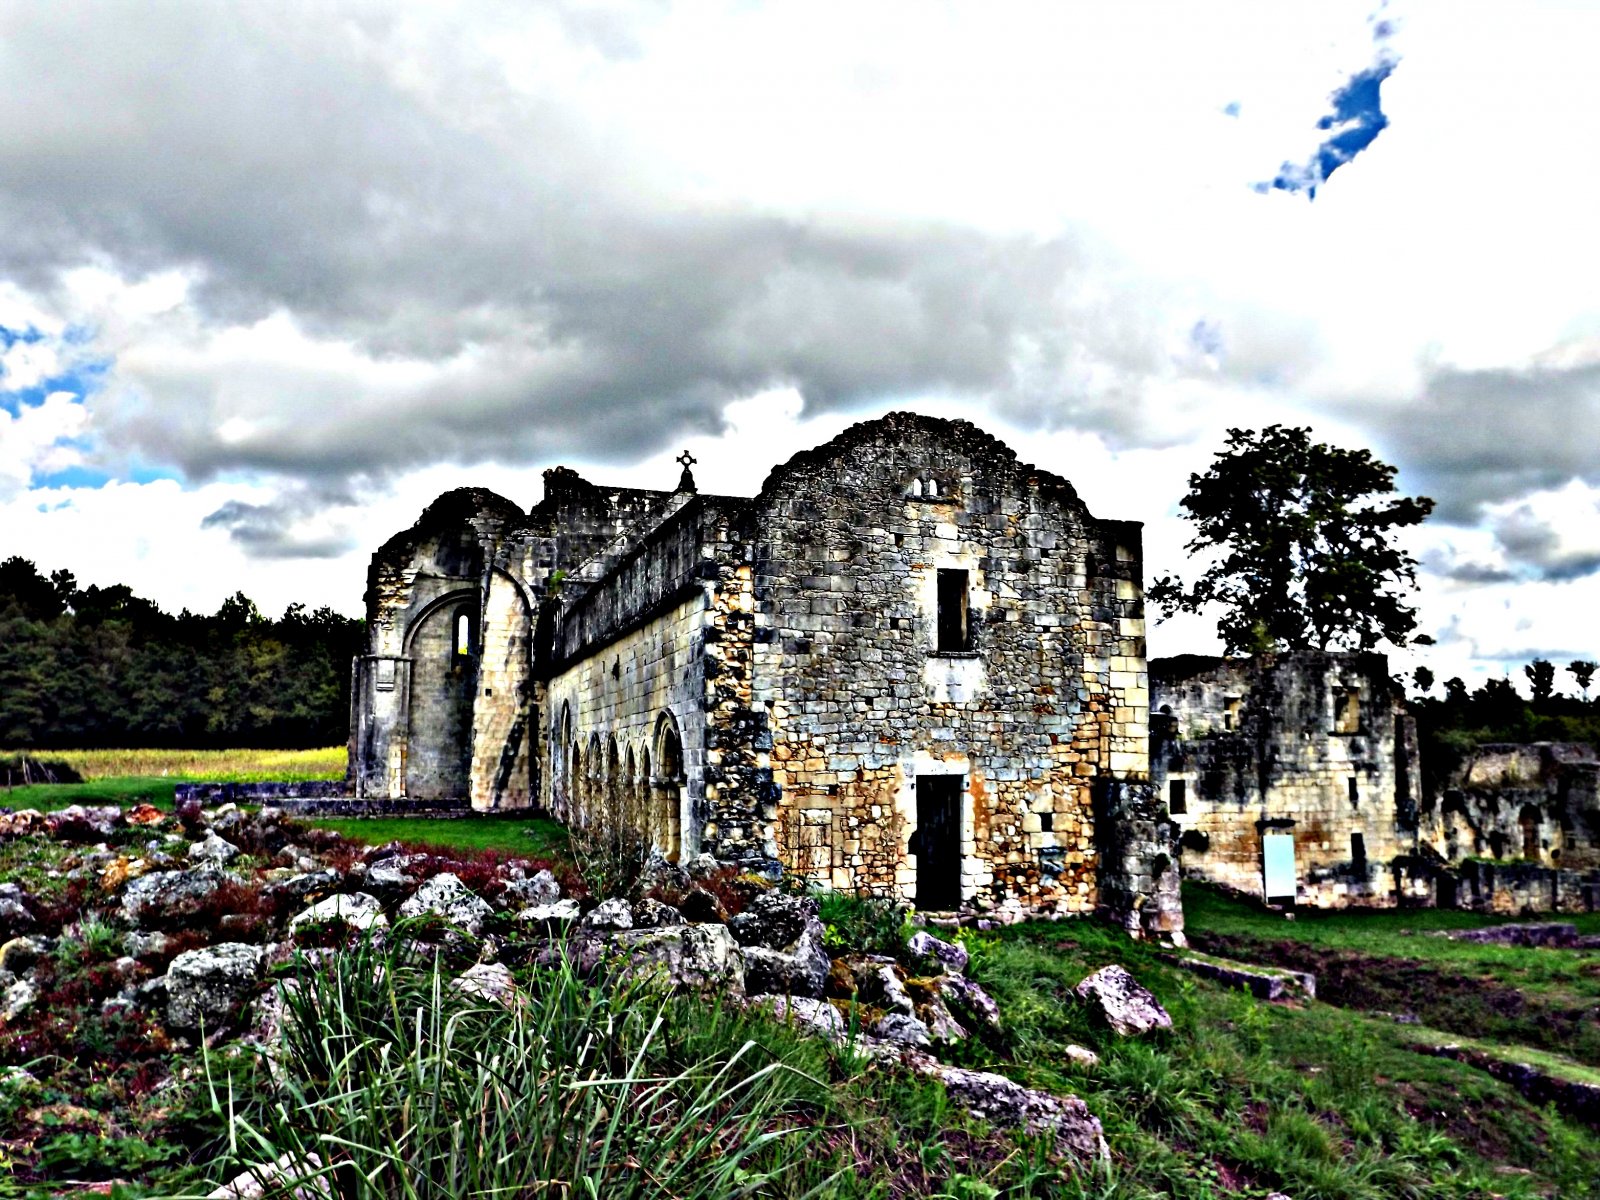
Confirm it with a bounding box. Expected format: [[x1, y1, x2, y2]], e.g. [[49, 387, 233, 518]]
[[1257, 3, 1398, 203]]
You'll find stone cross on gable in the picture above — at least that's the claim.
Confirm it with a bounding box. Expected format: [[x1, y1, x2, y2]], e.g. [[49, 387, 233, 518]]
[[675, 449, 698, 494]]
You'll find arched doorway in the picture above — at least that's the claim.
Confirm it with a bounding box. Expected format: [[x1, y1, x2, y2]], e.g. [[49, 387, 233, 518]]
[[403, 593, 476, 802], [1520, 805, 1543, 862]]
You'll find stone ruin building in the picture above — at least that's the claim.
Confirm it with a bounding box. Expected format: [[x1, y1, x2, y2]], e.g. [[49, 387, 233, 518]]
[[347, 412, 1183, 937], [1149, 652, 1423, 908], [1426, 742, 1600, 867], [1413, 742, 1600, 912]]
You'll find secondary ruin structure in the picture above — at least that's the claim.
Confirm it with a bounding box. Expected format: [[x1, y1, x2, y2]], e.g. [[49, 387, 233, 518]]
[[348, 413, 1182, 936], [1150, 652, 1423, 908]]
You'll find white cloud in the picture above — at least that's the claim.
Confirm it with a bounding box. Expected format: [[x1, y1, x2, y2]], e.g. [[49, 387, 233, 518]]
[[0, 0, 1592, 676]]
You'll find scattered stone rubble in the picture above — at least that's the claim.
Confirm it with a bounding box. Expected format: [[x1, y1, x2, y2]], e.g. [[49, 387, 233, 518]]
[[0, 807, 1187, 1173]]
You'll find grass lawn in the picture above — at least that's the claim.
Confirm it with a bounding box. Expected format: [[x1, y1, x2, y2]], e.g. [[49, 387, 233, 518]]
[[1184, 881, 1600, 1069], [1, 775, 186, 811], [0, 748, 346, 813], [305, 811, 571, 860], [954, 917, 1600, 1197]]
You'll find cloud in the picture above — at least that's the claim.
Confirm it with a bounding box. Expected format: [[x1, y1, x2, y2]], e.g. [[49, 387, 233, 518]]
[[1362, 360, 1600, 521], [201, 484, 361, 560]]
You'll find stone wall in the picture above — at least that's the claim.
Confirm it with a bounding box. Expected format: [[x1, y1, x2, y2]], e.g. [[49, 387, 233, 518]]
[[347, 412, 1182, 938], [544, 592, 707, 858], [1422, 743, 1600, 870], [743, 414, 1170, 924], [1396, 857, 1600, 915], [1151, 652, 1420, 908]]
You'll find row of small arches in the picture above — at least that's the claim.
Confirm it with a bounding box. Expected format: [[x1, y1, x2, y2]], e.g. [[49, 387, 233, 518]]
[[552, 704, 684, 859]]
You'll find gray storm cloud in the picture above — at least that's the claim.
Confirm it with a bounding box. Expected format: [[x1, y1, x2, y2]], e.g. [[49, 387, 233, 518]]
[[1366, 360, 1600, 525], [0, 1, 1183, 491]]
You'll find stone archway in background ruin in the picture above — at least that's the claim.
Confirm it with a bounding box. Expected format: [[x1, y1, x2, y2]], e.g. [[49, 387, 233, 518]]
[[469, 569, 534, 810], [553, 702, 573, 819], [606, 736, 622, 832], [652, 712, 684, 861], [624, 745, 639, 837], [401, 591, 477, 803], [1520, 804, 1543, 862]]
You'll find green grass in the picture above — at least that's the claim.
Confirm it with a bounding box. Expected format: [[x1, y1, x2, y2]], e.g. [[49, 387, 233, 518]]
[[1, 748, 345, 813], [306, 811, 572, 860], [1183, 882, 1600, 1067], [958, 918, 1600, 1198], [0, 775, 184, 811], [1403, 1024, 1600, 1089]]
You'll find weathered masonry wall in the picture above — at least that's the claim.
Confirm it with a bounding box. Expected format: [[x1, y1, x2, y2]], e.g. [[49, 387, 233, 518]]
[[1151, 653, 1420, 908], [544, 592, 706, 859], [348, 411, 1184, 940], [1422, 743, 1600, 870], [745, 415, 1178, 935]]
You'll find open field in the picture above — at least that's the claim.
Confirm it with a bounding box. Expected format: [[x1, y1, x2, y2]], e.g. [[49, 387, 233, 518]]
[[8, 746, 347, 781], [0, 748, 346, 813]]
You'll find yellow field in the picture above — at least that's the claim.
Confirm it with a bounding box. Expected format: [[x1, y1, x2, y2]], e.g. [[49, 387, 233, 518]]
[[8, 746, 347, 783]]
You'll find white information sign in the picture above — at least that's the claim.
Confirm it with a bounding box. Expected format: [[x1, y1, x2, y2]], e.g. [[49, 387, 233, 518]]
[[1262, 833, 1297, 902]]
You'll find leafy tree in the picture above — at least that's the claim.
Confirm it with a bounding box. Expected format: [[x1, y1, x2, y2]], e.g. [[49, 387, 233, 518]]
[[1525, 658, 1556, 707], [0, 558, 363, 748], [1413, 666, 1434, 697], [1149, 425, 1434, 654], [1571, 660, 1597, 703]]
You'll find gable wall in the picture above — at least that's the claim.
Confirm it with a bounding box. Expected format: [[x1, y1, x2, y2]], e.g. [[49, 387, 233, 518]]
[[744, 418, 1156, 918]]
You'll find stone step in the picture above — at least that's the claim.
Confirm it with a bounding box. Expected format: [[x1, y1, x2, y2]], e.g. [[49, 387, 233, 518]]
[[1162, 951, 1316, 1002]]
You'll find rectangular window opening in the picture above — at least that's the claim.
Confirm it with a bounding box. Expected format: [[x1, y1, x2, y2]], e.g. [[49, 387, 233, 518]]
[[1169, 778, 1187, 815], [1351, 831, 1368, 874], [1040, 812, 1054, 833], [1348, 776, 1360, 808], [936, 569, 971, 652], [1334, 689, 1361, 734]]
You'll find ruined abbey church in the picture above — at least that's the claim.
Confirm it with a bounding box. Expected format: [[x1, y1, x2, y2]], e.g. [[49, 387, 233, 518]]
[[348, 413, 1183, 936]]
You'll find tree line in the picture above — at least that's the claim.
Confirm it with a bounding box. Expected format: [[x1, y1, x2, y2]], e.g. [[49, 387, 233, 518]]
[[0, 556, 364, 749]]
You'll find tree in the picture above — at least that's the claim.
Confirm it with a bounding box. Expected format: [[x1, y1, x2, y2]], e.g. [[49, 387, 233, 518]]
[[1570, 659, 1597, 702], [1149, 425, 1435, 654], [1413, 666, 1434, 697], [1525, 658, 1556, 707]]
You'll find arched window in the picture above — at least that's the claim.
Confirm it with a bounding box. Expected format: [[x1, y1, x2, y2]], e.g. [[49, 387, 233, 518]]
[[651, 712, 685, 861], [453, 609, 474, 657], [586, 733, 603, 828]]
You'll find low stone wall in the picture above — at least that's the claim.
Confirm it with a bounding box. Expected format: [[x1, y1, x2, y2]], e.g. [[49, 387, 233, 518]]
[[1394, 856, 1600, 914]]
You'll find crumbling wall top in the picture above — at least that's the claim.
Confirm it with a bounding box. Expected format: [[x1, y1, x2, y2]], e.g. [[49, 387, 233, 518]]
[[755, 410, 1094, 516]]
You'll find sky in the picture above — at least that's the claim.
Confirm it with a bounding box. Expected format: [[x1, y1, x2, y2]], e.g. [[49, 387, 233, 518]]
[[2, 0, 1597, 692]]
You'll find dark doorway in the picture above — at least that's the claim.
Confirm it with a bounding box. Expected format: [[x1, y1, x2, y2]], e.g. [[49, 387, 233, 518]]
[[915, 775, 962, 910]]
